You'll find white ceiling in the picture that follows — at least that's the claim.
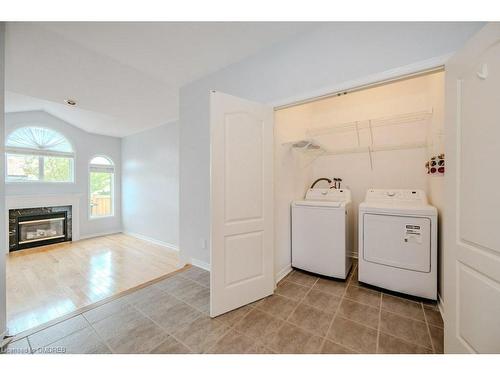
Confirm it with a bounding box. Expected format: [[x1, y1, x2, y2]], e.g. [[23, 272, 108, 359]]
[[5, 22, 317, 137]]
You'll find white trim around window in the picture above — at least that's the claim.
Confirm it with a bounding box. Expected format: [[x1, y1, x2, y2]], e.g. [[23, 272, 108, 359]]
[[88, 155, 115, 220], [5, 126, 76, 184]]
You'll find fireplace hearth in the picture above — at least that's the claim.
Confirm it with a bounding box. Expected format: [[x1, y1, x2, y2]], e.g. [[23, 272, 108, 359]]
[[9, 206, 72, 252]]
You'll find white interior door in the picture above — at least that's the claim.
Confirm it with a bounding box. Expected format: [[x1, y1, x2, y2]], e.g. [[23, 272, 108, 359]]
[[210, 91, 274, 317], [444, 23, 500, 353]]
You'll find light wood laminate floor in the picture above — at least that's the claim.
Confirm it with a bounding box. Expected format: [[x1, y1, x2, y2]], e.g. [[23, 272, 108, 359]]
[[6, 233, 181, 335]]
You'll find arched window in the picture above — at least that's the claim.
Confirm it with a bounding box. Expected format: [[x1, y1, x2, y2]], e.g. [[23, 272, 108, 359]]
[[5, 127, 75, 182], [89, 156, 115, 218]]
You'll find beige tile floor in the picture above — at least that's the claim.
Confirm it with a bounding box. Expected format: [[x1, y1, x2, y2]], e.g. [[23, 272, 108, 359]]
[[3, 261, 444, 354]]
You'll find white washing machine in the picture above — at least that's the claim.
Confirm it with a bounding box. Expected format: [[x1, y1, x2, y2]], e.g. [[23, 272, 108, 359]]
[[358, 189, 437, 300], [291, 188, 352, 279]]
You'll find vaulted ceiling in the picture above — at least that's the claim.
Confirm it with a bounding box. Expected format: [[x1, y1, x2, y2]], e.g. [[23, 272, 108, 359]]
[[5, 22, 318, 137]]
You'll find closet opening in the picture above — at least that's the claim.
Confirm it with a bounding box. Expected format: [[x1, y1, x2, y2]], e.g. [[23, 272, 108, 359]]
[[274, 68, 445, 300]]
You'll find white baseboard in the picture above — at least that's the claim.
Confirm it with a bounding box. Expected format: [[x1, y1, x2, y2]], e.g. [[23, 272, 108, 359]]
[[275, 264, 293, 285], [123, 231, 179, 252], [79, 230, 122, 241], [190, 257, 211, 271]]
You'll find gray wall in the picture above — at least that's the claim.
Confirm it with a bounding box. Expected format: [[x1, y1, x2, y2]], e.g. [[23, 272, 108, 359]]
[[1, 23, 6, 336], [5, 111, 122, 238], [122, 122, 179, 248], [179, 22, 484, 273]]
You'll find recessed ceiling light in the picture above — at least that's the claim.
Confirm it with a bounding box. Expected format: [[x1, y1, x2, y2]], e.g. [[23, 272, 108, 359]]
[[65, 98, 77, 106]]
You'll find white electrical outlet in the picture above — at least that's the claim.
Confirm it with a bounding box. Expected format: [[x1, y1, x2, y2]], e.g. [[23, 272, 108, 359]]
[[200, 238, 207, 249]]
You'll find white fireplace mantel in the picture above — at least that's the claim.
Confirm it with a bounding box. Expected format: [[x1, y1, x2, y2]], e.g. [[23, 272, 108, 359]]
[[5, 194, 82, 253]]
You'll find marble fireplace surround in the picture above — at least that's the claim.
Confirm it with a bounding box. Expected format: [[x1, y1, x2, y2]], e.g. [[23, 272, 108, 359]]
[[4, 194, 81, 254]]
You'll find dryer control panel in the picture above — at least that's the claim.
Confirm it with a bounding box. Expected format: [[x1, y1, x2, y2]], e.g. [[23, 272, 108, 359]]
[[364, 189, 428, 205]]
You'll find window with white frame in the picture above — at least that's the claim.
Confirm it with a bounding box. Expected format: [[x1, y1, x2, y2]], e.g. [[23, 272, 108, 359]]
[[5, 127, 75, 183], [89, 156, 115, 218]]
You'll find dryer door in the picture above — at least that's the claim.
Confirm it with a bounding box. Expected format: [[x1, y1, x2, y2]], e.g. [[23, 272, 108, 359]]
[[363, 213, 431, 272]]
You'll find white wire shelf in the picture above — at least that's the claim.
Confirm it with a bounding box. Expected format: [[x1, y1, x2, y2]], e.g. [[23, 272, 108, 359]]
[[306, 109, 433, 137], [321, 142, 427, 156], [282, 109, 433, 157]]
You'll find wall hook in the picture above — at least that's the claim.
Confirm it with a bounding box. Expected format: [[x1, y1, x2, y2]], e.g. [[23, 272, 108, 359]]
[[476, 63, 488, 80]]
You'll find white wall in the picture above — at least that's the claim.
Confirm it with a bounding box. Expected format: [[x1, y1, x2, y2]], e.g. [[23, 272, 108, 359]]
[[276, 71, 445, 262], [179, 22, 482, 276], [1, 23, 7, 337], [5, 111, 122, 238], [274, 105, 315, 277], [122, 122, 179, 249]]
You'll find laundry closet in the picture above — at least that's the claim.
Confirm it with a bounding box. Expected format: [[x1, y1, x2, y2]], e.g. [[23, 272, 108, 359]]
[[274, 70, 445, 290]]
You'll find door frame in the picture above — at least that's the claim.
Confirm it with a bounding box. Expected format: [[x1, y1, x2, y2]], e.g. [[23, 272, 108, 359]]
[[0, 23, 6, 339], [270, 61, 453, 288], [271, 61, 446, 289]]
